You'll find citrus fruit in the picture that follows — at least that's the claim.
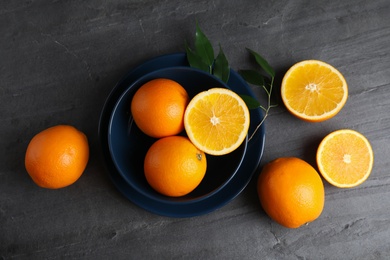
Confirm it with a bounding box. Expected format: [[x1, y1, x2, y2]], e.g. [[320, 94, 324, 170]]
[[316, 129, 374, 188], [281, 60, 348, 122], [131, 78, 189, 138], [144, 136, 207, 197], [25, 125, 89, 189], [184, 88, 250, 156], [257, 157, 325, 228]]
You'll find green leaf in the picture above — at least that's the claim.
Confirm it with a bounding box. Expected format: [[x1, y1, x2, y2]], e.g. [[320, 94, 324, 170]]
[[238, 69, 265, 87], [185, 41, 210, 73], [195, 23, 214, 68], [246, 48, 275, 78], [213, 44, 230, 83], [239, 94, 261, 109]]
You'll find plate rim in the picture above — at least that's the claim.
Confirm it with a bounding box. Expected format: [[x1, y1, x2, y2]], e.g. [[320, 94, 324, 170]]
[[98, 52, 265, 217]]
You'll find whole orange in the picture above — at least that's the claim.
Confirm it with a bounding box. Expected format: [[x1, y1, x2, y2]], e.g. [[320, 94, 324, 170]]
[[131, 78, 189, 138], [144, 136, 207, 197], [257, 157, 325, 228], [25, 125, 89, 189]]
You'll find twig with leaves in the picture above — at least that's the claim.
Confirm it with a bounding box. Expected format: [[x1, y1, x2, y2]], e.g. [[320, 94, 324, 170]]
[[239, 48, 277, 141], [185, 24, 276, 141], [185, 23, 230, 83]]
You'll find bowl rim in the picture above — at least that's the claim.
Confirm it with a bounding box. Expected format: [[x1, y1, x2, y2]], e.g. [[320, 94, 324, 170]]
[[107, 66, 248, 204]]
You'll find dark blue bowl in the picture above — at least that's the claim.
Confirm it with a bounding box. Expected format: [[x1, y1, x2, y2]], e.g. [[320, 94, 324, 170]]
[[108, 66, 248, 204]]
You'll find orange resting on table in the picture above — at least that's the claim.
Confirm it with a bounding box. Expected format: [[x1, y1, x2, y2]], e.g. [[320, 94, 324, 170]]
[[281, 60, 348, 122], [257, 157, 325, 228], [316, 129, 374, 188], [25, 125, 89, 189]]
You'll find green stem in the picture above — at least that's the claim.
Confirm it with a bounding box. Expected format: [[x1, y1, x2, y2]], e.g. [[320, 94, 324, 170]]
[[248, 77, 274, 141]]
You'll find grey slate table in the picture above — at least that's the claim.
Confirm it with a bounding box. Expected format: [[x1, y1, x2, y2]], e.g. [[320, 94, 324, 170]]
[[1, 0, 389, 259]]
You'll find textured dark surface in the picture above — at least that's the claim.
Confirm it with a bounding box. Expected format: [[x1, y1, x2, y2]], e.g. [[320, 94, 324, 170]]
[[1, 0, 390, 259]]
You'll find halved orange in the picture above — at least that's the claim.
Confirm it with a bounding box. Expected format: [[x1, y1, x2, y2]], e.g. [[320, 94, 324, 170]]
[[281, 60, 348, 122], [184, 88, 250, 156], [316, 129, 374, 188]]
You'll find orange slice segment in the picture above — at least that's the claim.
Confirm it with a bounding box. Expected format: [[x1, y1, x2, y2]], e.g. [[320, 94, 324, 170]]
[[316, 129, 374, 188], [184, 88, 250, 156], [281, 60, 348, 122]]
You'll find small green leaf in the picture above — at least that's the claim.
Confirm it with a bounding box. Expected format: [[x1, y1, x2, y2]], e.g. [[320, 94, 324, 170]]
[[213, 44, 230, 83], [246, 48, 275, 78], [239, 94, 261, 109], [185, 41, 210, 73], [238, 69, 265, 87], [195, 23, 215, 68]]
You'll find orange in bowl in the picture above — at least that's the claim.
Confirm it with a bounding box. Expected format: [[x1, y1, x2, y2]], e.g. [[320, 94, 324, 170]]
[[131, 78, 189, 138], [144, 136, 207, 197], [184, 88, 250, 156]]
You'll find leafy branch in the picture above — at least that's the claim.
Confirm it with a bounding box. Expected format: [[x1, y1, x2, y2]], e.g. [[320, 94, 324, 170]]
[[185, 24, 277, 141], [185, 22, 230, 83], [239, 48, 277, 141]]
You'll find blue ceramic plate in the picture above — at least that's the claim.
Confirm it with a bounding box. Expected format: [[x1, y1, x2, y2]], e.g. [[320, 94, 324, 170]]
[[98, 53, 265, 217]]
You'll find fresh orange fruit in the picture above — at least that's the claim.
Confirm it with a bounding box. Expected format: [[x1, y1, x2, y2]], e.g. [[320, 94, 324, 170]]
[[184, 88, 250, 156], [316, 129, 374, 188], [281, 60, 348, 122], [25, 125, 89, 189], [257, 157, 325, 228], [144, 136, 207, 197], [131, 78, 189, 138]]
